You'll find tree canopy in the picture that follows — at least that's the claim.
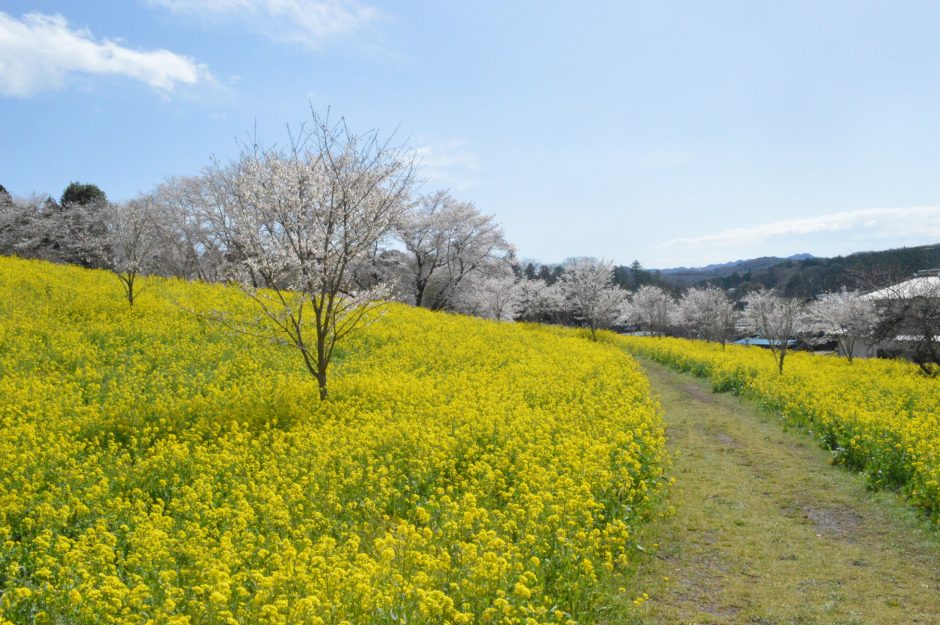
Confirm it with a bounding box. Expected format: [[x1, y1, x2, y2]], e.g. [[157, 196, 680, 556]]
[[61, 182, 107, 207]]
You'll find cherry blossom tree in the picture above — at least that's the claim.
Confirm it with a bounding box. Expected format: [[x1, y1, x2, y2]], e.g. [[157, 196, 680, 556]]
[[806, 287, 878, 362], [453, 269, 523, 321], [396, 190, 513, 310], [0, 194, 43, 257], [200, 112, 415, 400], [629, 285, 676, 337], [743, 289, 805, 374], [52, 184, 110, 268], [395, 190, 452, 306], [517, 278, 564, 322], [676, 285, 737, 345], [100, 197, 164, 307], [560, 258, 629, 340], [147, 176, 227, 282]]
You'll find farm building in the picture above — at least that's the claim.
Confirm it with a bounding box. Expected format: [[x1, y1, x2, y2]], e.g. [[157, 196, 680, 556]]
[[862, 268, 940, 301], [860, 269, 940, 365]]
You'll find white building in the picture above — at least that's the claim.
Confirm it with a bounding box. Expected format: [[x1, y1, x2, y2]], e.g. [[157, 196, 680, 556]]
[[860, 269, 940, 361]]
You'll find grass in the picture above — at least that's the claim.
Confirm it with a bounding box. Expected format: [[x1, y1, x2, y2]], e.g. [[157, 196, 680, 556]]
[[617, 360, 940, 625]]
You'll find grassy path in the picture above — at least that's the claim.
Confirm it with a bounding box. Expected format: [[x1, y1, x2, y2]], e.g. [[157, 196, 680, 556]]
[[623, 360, 940, 625]]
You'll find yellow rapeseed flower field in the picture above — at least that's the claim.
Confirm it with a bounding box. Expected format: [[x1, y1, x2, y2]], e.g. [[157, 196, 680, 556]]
[[0, 257, 666, 625], [617, 335, 940, 520]]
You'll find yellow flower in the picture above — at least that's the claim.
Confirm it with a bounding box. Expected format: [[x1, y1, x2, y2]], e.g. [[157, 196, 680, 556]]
[[0, 257, 667, 624], [618, 333, 940, 517]]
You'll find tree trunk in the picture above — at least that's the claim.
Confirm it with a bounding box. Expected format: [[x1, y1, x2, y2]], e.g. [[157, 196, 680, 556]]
[[316, 371, 328, 400], [117, 271, 136, 307], [127, 274, 135, 307], [414, 278, 426, 308], [316, 320, 329, 400]]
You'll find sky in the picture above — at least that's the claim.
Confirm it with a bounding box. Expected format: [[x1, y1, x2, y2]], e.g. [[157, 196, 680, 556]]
[[2, 1, 940, 268]]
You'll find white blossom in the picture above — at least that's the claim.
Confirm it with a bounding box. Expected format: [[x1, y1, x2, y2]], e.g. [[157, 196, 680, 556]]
[[806, 288, 879, 362], [453, 269, 523, 321], [100, 197, 164, 306], [742, 289, 805, 374], [396, 190, 514, 310], [198, 112, 414, 400], [517, 278, 564, 322], [559, 258, 629, 339], [676, 285, 737, 345], [629, 285, 676, 337]]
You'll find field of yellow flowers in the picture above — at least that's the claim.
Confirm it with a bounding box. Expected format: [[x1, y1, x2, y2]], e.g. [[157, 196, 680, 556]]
[[617, 335, 940, 519], [0, 257, 666, 625]]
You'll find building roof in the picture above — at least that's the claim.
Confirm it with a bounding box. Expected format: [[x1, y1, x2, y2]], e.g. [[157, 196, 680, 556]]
[[861, 275, 940, 301], [734, 337, 798, 347]]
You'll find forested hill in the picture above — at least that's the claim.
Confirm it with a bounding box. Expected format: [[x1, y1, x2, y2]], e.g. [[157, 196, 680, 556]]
[[656, 254, 814, 288], [678, 244, 940, 296], [527, 244, 940, 297]]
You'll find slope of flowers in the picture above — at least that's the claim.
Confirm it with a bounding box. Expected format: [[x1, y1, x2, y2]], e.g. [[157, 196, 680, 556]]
[[0, 257, 666, 625], [617, 335, 940, 519]]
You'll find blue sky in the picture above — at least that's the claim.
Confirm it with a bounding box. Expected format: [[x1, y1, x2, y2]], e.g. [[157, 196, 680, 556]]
[[2, 1, 940, 267]]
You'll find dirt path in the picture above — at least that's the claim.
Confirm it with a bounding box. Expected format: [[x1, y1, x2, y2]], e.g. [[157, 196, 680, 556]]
[[622, 361, 940, 625]]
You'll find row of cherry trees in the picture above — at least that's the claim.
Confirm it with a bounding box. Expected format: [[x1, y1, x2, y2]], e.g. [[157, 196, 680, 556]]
[[627, 284, 906, 374], [0, 117, 677, 337], [0, 114, 645, 396], [0, 111, 926, 389]]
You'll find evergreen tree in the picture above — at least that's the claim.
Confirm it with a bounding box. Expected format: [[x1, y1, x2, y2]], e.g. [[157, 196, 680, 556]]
[[61, 182, 107, 207]]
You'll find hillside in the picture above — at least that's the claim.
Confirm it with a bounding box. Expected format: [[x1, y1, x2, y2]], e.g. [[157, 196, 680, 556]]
[[0, 257, 666, 625], [654, 244, 940, 295], [658, 253, 814, 287]]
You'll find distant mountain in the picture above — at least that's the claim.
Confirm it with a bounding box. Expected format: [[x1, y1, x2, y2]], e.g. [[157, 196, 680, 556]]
[[661, 253, 814, 274], [658, 253, 814, 286], [652, 244, 940, 297]]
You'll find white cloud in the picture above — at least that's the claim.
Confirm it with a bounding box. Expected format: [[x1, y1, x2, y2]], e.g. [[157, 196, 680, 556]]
[[661, 206, 940, 249], [0, 12, 210, 97], [149, 0, 377, 49], [646, 205, 940, 267], [415, 140, 482, 191]]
